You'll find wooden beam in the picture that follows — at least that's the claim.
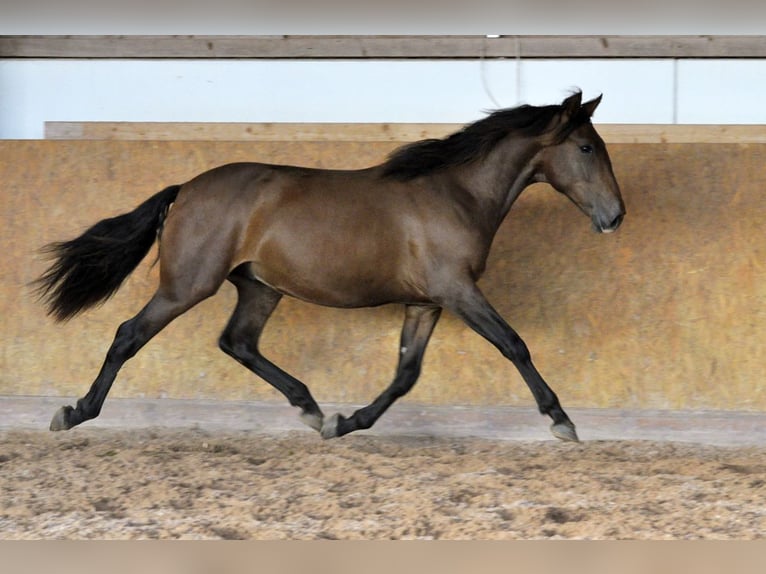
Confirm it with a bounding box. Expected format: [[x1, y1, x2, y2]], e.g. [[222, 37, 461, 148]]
[[44, 122, 454, 142], [4, 35, 766, 59], [44, 122, 766, 144]]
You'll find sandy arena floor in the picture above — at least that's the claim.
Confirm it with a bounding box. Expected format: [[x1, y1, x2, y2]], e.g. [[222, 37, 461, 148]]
[[0, 397, 764, 539]]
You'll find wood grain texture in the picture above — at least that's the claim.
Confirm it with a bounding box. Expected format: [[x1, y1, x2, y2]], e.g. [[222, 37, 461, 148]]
[[44, 122, 766, 144], [3, 35, 766, 59]]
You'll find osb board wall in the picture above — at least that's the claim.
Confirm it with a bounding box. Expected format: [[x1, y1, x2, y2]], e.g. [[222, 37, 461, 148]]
[[44, 122, 766, 144], [2, 140, 765, 411]]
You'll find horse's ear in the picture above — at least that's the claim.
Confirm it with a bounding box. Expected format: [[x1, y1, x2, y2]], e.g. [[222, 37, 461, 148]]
[[545, 91, 583, 142], [561, 92, 583, 120], [581, 94, 603, 118]]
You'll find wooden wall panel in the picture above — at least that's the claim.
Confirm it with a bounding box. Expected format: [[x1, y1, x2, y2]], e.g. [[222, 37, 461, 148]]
[[43, 122, 766, 144], [2, 139, 765, 411], [4, 35, 766, 59]]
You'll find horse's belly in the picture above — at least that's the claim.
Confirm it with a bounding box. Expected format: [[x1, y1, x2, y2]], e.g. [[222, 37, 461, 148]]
[[250, 253, 421, 308]]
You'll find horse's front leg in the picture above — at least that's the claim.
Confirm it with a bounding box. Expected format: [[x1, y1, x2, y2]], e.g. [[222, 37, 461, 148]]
[[442, 282, 579, 442], [321, 304, 441, 439]]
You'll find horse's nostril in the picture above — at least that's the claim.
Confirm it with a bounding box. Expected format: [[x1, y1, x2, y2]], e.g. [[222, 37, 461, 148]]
[[597, 212, 624, 234]]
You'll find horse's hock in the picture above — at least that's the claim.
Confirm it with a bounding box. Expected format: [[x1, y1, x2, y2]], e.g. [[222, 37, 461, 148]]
[[3, 134, 765, 412]]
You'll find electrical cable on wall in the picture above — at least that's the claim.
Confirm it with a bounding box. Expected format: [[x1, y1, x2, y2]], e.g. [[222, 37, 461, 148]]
[[480, 35, 503, 109]]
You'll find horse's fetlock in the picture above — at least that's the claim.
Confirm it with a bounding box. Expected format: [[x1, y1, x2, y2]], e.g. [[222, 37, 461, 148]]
[[75, 399, 100, 420]]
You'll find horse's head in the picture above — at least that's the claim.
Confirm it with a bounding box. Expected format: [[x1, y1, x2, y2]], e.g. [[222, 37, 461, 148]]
[[535, 93, 625, 234]]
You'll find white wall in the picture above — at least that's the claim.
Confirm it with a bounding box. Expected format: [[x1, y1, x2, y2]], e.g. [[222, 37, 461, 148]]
[[1, 58, 766, 139]]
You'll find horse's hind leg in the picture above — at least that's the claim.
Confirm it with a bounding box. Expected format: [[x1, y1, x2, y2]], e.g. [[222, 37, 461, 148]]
[[218, 266, 325, 431], [50, 290, 206, 431], [321, 304, 441, 439]]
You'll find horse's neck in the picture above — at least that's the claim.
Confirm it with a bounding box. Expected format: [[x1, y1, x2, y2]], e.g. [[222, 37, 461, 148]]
[[452, 138, 540, 235]]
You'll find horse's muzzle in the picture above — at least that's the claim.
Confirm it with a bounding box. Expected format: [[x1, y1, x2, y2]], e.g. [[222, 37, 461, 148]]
[[595, 211, 625, 234]]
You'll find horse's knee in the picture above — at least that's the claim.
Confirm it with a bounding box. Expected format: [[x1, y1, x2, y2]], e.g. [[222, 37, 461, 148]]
[[502, 333, 531, 365], [218, 332, 233, 355], [219, 329, 260, 368], [218, 331, 243, 358]]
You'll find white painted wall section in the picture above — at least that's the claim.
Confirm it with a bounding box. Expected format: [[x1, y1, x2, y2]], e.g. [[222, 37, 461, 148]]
[[1, 59, 765, 139]]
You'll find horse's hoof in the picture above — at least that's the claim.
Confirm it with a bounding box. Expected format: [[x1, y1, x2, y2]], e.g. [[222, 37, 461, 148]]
[[50, 406, 73, 431], [551, 421, 579, 442], [320, 413, 340, 439], [299, 411, 324, 433]]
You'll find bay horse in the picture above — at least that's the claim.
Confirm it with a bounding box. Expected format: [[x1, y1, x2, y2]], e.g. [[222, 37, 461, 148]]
[[36, 92, 625, 442]]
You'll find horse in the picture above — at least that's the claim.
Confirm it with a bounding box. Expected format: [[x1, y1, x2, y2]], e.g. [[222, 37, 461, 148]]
[[35, 91, 625, 442]]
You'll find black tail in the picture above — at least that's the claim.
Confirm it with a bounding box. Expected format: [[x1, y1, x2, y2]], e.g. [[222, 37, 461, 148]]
[[34, 184, 182, 322]]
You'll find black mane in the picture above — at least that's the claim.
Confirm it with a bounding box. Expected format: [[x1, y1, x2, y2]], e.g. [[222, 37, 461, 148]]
[[381, 99, 589, 181]]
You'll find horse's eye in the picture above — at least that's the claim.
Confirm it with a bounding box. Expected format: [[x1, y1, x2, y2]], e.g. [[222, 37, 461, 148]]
[[579, 144, 594, 154]]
